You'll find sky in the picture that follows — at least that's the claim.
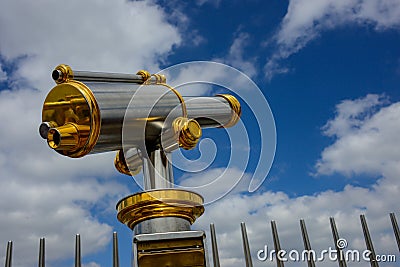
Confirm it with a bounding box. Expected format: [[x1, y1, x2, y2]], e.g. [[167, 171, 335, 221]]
[[0, 0, 400, 266]]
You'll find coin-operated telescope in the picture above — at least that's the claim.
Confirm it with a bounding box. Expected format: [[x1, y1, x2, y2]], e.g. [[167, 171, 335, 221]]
[[39, 64, 241, 266]]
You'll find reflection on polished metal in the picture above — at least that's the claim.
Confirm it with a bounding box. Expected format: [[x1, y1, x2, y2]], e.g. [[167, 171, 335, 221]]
[[41, 80, 100, 157], [134, 217, 191, 235], [210, 223, 221, 267], [38, 238, 45, 267], [75, 234, 81, 267], [271, 220, 284, 267], [116, 189, 204, 231], [114, 149, 142, 176], [143, 150, 174, 189], [241, 222, 253, 267], [5, 241, 12, 267], [390, 213, 400, 253], [47, 123, 90, 150], [360, 215, 380, 267], [40, 64, 243, 267], [300, 219, 316, 267], [185, 95, 241, 128], [330, 217, 347, 267]]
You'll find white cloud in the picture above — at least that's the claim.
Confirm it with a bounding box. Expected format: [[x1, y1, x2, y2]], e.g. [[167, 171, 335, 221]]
[[0, 0, 181, 90], [215, 32, 258, 78], [193, 94, 400, 266], [315, 94, 400, 176], [266, 0, 400, 79], [0, 0, 182, 266], [160, 60, 261, 95], [0, 87, 128, 267], [179, 167, 251, 204], [197, 182, 399, 266], [321, 94, 386, 138]]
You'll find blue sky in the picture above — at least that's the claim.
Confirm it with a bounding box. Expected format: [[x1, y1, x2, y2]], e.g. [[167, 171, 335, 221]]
[[0, 0, 400, 266]]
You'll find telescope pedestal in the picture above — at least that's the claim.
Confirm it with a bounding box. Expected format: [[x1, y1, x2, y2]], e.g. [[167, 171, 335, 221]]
[[117, 189, 209, 266], [134, 217, 190, 235], [133, 231, 207, 267]]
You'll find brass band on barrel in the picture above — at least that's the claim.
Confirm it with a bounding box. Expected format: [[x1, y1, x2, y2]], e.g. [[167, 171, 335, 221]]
[[216, 94, 242, 128], [138, 70, 167, 85], [151, 74, 167, 84], [117, 189, 205, 230], [136, 70, 151, 83]]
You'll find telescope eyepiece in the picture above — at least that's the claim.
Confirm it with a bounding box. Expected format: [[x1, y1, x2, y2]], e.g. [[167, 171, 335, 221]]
[[39, 121, 57, 139], [46, 123, 90, 151], [47, 128, 61, 148], [178, 118, 202, 150], [52, 70, 62, 82]]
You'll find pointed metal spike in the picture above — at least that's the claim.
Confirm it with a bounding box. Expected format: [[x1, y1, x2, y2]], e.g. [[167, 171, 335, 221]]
[[329, 217, 347, 267], [5, 241, 12, 267], [389, 213, 400, 253], [271, 221, 284, 267], [113, 232, 119, 267], [240, 222, 253, 267], [210, 223, 221, 267], [75, 234, 81, 267], [300, 219, 316, 267], [360, 214, 379, 267], [38, 238, 45, 267]]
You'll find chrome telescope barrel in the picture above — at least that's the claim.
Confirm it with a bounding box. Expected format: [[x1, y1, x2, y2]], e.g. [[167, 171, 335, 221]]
[[51, 64, 165, 84], [40, 65, 241, 163], [53, 70, 144, 84], [185, 95, 241, 128]]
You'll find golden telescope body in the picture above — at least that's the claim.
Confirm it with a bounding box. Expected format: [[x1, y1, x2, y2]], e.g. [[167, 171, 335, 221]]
[[39, 64, 241, 267]]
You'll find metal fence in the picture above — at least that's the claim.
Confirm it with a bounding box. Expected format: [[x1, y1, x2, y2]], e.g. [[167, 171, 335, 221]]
[[209, 212, 400, 267], [3, 213, 400, 267]]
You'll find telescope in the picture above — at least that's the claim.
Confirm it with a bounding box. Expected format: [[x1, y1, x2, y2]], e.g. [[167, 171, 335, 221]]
[[39, 64, 241, 266]]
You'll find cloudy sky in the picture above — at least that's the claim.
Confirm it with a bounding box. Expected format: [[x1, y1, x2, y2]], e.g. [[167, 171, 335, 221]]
[[1, 0, 400, 266]]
